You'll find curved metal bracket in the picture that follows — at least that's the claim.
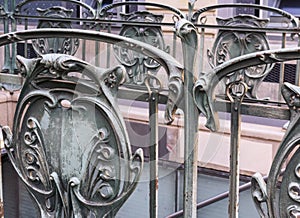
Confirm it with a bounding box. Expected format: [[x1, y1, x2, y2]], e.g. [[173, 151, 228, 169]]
[[193, 47, 300, 132]]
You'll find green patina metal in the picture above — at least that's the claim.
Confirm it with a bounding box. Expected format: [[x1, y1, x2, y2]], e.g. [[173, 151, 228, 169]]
[[1, 0, 300, 217]]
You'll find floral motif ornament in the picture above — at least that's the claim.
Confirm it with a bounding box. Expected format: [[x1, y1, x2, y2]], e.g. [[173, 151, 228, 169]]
[[207, 15, 272, 99], [31, 6, 79, 56], [250, 82, 300, 218], [114, 11, 169, 85], [192, 47, 300, 215], [2, 54, 143, 217]]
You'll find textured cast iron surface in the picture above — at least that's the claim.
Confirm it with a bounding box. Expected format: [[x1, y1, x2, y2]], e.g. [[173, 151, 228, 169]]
[[3, 53, 144, 217]]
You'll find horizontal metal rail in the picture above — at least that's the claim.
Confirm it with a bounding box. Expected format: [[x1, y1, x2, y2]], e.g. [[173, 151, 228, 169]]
[[166, 174, 269, 218]]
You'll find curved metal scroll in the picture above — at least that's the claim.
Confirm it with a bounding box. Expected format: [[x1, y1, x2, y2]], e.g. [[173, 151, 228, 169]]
[[250, 82, 300, 218], [2, 54, 143, 217], [0, 28, 183, 123], [192, 45, 300, 216], [15, 0, 97, 18], [193, 4, 298, 100], [191, 4, 298, 28], [193, 47, 300, 132], [99, 2, 185, 19]]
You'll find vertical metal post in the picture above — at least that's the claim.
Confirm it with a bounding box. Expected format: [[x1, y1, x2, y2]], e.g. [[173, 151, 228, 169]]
[[2, 0, 10, 73], [183, 58, 199, 218], [172, 32, 177, 58], [82, 22, 86, 61], [198, 27, 205, 74], [106, 24, 111, 68], [175, 168, 180, 212], [24, 18, 28, 58], [227, 81, 247, 218], [95, 1, 101, 66], [10, 0, 17, 73], [95, 24, 100, 67], [0, 128, 4, 217], [176, 19, 199, 218], [295, 34, 300, 86], [278, 33, 286, 102], [149, 91, 158, 218]]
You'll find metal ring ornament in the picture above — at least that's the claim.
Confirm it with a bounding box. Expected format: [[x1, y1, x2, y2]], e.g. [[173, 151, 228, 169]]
[[226, 80, 248, 103]]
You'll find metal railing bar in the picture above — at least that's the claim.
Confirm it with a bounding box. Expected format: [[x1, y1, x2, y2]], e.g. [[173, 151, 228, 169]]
[[99, 2, 185, 19], [14, 0, 96, 18], [193, 24, 300, 34], [81, 22, 87, 61], [278, 33, 287, 103], [24, 18, 28, 58], [117, 89, 291, 120], [191, 3, 298, 27], [12, 15, 177, 26], [198, 27, 205, 75], [172, 32, 177, 58], [166, 174, 269, 218], [10, 15, 300, 35], [227, 81, 247, 218], [149, 91, 159, 218], [106, 24, 111, 68], [295, 38, 300, 86]]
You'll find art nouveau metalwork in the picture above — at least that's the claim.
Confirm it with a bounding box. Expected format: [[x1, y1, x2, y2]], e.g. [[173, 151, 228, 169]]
[[0, 28, 184, 124], [114, 11, 169, 85], [31, 6, 79, 55], [2, 1, 300, 218], [99, 2, 185, 89], [227, 80, 247, 217], [194, 47, 300, 132], [0, 26, 185, 217], [207, 15, 272, 99], [192, 4, 298, 100], [193, 47, 300, 217], [251, 82, 300, 217], [175, 18, 199, 218], [14, 0, 97, 18], [2, 53, 144, 217]]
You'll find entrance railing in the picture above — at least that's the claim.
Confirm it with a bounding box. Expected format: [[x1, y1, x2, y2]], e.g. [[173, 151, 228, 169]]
[[0, 0, 300, 217]]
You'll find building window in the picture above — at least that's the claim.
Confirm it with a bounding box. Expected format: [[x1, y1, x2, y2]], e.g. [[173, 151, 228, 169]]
[[236, 0, 260, 16], [278, 0, 300, 16]]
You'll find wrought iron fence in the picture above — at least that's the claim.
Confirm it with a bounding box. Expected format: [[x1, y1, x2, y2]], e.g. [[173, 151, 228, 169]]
[[0, 0, 300, 217]]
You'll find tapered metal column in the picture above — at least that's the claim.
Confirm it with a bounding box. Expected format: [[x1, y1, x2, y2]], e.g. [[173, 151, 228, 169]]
[[10, 0, 17, 73], [2, 0, 10, 73], [227, 81, 247, 218], [0, 128, 4, 217], [149, 91, 158, 218], [176, 19, 199, 218], [295, 31, 300, 86], [278, 33, 286, 102]]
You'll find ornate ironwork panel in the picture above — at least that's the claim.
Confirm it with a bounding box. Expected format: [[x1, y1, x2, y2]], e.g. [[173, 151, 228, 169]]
[[31, 6, 79, 55], [2, 1, 300, 217], [114, 11, 169, 85], [207, 14, 272, 99], [251, 82, 300, 217], [2, 53, 144, 217], [14, 0, 97, 18]]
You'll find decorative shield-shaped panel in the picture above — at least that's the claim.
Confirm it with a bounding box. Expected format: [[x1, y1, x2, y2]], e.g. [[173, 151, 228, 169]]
[[208, 15, 273, 99], [3, 54, 143, 217], [114, 11, 169, 85], [31, 7, 79, 55]]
